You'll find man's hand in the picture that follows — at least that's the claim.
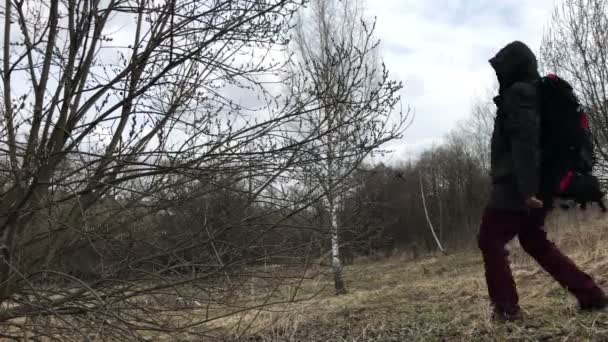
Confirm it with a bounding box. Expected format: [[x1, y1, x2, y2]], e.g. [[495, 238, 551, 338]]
[[526, 196, 544, 209]]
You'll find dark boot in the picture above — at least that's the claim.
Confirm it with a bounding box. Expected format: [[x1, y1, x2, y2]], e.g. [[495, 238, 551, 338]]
[[491, 307, 524, 322], [580, 293, 608, 312], [491, 305, 524, 323]]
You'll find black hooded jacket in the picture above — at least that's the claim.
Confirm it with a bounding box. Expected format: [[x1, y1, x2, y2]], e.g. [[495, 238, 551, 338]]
[[487, 41, 541, 211]]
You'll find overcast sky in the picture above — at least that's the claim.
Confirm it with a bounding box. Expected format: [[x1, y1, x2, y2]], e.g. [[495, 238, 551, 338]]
[[364, 0, 556, 164]]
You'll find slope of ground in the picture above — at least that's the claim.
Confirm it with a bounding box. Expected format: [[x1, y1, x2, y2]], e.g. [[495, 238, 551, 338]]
[[220, 211, 608, 341]]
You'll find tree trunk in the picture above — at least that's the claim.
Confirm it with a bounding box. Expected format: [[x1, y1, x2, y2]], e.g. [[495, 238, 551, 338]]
[[419, 173, 447, 255], [430, 162, 444, 246], [329, 199, 347, 295]]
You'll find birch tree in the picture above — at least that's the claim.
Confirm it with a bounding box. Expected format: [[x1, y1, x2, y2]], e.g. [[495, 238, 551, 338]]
[[288, 0, 408, 295]]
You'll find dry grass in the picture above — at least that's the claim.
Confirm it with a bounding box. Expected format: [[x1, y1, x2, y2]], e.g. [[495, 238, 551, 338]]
[[115, 208, 608, 340], [207, 208, 608, 341]]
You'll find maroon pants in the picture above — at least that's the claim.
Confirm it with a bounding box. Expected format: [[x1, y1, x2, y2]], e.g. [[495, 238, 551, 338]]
[[478, 208, 605, 314]]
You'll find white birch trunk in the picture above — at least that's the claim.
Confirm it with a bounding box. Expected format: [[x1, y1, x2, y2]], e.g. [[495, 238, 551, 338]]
[[419, 173, 447, 255], [328, 197, 346, 295]]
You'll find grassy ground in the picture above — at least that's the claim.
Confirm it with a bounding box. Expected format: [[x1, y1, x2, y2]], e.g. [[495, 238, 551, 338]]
[[214, 210, 608, 341], [8, 213, 608, 340]]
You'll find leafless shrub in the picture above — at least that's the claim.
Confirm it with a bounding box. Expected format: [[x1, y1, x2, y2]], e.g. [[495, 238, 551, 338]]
[[0, 0, 407, 339]]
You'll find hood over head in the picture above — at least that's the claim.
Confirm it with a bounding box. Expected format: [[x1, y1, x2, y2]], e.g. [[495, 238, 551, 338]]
[[489, 41, 540, 92]]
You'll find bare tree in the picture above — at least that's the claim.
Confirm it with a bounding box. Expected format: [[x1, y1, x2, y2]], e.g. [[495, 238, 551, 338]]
[[541, 0, 608, 180], [0, 0, 397, 339], [455, 96, 495, 172], [287, 0, 408, 295]]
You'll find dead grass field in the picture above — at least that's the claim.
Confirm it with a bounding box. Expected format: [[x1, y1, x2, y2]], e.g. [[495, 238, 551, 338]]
[[205, 209, 608, 341], [10, 210, 606, 341]]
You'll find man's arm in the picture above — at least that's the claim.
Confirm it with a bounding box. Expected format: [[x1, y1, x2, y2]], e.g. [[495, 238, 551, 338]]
[[503, 81, 541, 204]]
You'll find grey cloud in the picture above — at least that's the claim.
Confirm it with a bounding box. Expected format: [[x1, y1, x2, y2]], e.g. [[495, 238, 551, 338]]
[[365, 0, 554, 162]]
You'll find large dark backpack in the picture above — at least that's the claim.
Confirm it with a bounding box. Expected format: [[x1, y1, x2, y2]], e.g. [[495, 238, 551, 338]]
[[537, 73, 606, 211]]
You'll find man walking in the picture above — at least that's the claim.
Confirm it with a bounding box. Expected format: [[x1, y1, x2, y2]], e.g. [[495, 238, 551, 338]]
[[478, 41, 607, 321]]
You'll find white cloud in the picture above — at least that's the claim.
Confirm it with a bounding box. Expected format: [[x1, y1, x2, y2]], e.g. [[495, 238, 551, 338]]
[[366, 0, 556, 162]]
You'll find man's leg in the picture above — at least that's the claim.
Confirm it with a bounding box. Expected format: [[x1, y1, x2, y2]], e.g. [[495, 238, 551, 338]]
[[518, 209, 606, 309], [478, 208, 521, 315]]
